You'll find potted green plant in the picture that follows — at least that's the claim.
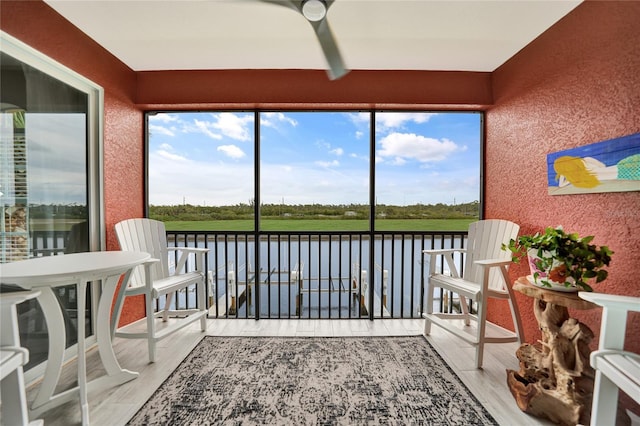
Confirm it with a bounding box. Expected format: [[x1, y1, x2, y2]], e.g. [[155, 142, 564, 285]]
[[502, 226, 613, 292]]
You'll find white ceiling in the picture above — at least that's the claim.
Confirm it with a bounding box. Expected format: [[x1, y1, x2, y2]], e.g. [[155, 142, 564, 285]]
[[44, 0, 582, 75]]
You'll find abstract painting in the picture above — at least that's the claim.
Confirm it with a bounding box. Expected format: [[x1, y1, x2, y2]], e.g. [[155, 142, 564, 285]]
[[547, 132, 640, 195]]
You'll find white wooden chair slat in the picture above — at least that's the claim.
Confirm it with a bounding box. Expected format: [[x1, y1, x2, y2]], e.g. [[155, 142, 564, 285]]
[[114, 218, 208, 363], [423, 219, 523, 368], [594, 352, 640, 402]]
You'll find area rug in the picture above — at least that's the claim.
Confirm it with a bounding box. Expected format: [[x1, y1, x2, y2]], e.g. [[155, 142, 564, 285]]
[[128, 336, 497, 425]]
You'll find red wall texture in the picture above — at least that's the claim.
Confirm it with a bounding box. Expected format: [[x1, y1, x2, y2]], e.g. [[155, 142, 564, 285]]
[[135, 69, 492, 108], [486, 1, 640, 354], [1, 0, 147, 324], [486, 3, 640, 418]]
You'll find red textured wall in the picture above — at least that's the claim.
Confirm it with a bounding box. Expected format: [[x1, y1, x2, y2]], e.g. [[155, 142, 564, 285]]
[[1, 0, 146, 324], [486, 0, 640, 368], [136, 69, 492, 108]]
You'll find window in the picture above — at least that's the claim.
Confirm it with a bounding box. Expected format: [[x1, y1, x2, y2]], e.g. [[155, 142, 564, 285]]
[[0, 32, 104, 373], [374, 112, 481, 230], [260, 112, 370, 231], [147, 111, 255, 230], [147, 111, 481, 229]]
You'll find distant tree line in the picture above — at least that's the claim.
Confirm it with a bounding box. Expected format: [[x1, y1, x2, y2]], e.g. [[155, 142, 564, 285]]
[[23, 202, 479, 221], [29, 204, 87, 219], [149, 201, 480, 221]]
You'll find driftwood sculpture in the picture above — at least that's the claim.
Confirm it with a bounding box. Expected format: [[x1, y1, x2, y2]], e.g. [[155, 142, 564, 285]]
[[507, 280, 596, 426]]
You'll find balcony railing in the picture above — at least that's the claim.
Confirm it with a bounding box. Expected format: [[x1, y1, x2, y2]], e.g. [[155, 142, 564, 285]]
[[166, 230, 469, 320], [29, 229, 469, 320]]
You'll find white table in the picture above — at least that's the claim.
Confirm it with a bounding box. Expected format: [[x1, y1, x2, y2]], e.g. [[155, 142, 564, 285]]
[[0, 251, 151, 425]]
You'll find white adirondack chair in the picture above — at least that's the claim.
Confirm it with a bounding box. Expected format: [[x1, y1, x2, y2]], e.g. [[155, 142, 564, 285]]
[[1, 290, 43, 426], [423, 219, 523, 368], [114, 218, 208, 363], [578, 292, 640, 426]]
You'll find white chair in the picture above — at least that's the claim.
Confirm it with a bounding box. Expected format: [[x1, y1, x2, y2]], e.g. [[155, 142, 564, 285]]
[[113, 218, 208, 363], [1, 290, 43, 426], [423, 219, 523, 368], [578, 292, 640, 426]]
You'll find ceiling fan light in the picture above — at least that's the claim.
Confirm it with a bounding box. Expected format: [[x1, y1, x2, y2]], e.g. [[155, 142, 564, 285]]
[[302, 0, 327, 22]]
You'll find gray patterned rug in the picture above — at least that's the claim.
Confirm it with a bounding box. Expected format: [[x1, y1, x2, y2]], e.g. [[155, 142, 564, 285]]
[[128, 336, 497, 425]]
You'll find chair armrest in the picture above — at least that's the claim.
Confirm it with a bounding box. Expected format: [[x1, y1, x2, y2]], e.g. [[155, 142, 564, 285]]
[[140, 259, 161, 288], [579, 292, 640, 314], [167, 247, 210, 254], [591, 349, 640, 360], [422, 248, 467, 255], [474, 258, 512, 267], [579, 292, 640, 351], [168, 247, 208, 274], [424, 249, 467, 278]]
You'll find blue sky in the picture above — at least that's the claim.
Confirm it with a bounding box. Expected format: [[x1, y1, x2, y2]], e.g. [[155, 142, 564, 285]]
[[148, 111, 480, 206]]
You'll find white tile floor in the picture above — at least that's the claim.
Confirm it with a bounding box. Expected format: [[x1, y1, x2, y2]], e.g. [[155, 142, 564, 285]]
[[30, 318, 556, 426]]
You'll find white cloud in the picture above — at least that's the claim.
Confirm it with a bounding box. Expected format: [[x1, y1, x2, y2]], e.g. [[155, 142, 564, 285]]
[[189, 113, 254, 142], [315, 160, 340, 168], [217, 145, 246, 159], [148, 151, 254, 206], [346, 112, 369, 125], [378, 132, 460, 163], [261, 112, 298, 129], [194, 119, 223, 140], [149, 124, 175, 137], [23, 114, 86, 204], [260, 162, 368, 205], [149, 113, 178, 123], [157, 149, 188, 162], [147, 114, 179, 138], [210, 112, 253, 141], [376, 112, 437, 129], [355, 131, 364, 139], [329, 147, 344, 156]]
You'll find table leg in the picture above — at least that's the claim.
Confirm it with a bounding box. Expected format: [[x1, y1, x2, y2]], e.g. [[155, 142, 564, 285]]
[[507, 298, 595, 425], [76, 278, 90, 425], [96, 272, 138, 380], [30, 287, 66, 411]]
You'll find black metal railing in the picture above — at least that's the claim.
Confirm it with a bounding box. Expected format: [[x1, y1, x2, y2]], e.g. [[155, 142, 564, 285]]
[[28, 229, 469, 320], [166, 230, 469, 320]]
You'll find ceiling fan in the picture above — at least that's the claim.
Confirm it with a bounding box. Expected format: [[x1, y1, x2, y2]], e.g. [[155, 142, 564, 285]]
[[259, 0, 348, 80]]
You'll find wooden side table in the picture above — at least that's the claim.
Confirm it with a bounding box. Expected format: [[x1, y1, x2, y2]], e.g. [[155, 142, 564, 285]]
[[507, 276, 599, 426]]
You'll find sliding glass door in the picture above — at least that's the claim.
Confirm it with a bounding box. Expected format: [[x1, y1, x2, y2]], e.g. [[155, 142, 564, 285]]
[[0, 32, 104, 373]]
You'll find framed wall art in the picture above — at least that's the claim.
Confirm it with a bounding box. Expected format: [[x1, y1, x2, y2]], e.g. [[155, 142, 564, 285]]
[[547, 132, 640, 195]]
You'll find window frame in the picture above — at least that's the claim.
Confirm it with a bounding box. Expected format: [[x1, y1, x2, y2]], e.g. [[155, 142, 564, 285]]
[[145, 109, 485, 225], [1, 31, 105, 382]]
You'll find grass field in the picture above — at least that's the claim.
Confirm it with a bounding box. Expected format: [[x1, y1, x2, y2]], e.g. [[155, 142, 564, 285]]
[[30, 219, 85, 231], [162, 218, 475, 232]]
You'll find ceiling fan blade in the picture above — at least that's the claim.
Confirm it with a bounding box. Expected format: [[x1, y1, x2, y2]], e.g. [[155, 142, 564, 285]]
[[310, 18, 348, 80], [258, 0, 349, 80]]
